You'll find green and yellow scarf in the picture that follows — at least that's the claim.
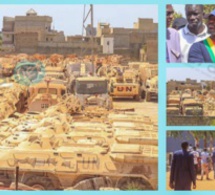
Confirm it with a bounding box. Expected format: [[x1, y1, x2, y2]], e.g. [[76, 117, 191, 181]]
[[203, 37, 215, 62]]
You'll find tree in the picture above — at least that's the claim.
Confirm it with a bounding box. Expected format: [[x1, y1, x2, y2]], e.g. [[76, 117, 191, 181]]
[[204, 5, 215, 15], [167, 131, 182, 138], [173, 11, 183, 21], [168, 131, 215, 152]]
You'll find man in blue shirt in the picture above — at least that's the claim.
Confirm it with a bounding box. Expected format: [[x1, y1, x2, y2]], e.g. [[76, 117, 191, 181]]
[[188, 9, 215, 62]]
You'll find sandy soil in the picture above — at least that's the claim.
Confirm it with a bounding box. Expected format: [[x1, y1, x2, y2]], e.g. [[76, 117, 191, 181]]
[[167, 171, 215, 191]]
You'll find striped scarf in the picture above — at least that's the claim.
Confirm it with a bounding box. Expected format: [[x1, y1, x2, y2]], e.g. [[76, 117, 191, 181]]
[[203, 37, 215, 62]]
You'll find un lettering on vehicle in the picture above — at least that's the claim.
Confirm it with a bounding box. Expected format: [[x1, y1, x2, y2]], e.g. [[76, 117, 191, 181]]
[[116, 86, 133, 92]]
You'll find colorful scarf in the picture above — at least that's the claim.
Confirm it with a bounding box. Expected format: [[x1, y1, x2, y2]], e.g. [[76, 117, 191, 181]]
[[203, 37, 215, 62]]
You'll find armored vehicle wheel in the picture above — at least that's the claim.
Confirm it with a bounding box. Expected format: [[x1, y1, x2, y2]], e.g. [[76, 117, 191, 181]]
[[141, 91, 146, 100], [118, 177, 152, 190], [134, 95, 141, 101], [146, 92, 151, 102], [73, 177, 112, 190], [25, 176, 55, 190], [0, 174, 12, 187], [15, 101, 22, 113]]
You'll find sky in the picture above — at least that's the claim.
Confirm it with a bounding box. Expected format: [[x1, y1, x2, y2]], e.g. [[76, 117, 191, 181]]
[[173, 4, 185, 18], [167, 67, 215, 82], [0, 5, 158, 36]]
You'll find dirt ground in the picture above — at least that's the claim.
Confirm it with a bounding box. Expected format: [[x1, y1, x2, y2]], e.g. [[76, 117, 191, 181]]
[[113, 99, 158, 124], [166, 171, 215, 191]]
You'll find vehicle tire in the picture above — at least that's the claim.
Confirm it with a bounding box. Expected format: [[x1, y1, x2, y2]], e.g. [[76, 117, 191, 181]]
[[24, 176, 55, 190], [0, 174, 12, 187], [15, 101, 22, 112], [134, 95, 141, 101], [141, 91, 146, 100], [146, 92, 151, 102], [118, 177, 152, 190], [73, 177, 112, 190]]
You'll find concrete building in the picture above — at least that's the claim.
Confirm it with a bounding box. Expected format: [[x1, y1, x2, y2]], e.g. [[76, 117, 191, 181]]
[[2, 9, 65, 53], [167, 79, 202, 94], [97, 18, 158, 62], [2, 10, 157, 61]]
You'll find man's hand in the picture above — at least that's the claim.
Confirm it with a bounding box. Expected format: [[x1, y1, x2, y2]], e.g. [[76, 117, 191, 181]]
[[193, 183, 196, 189], [169, 182, 174, 189]]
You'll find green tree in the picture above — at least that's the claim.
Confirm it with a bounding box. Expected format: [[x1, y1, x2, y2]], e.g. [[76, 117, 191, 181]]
[[173, 11, 183, 21], [167, 131, 215, 152], [204, 5, 215, 15]]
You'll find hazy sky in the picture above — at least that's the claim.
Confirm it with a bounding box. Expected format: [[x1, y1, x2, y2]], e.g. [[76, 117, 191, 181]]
[[173, 4, 215, 18], [173, 5, 185, 17], [167, 67, 215, 82], [0, 5, 158, 36]]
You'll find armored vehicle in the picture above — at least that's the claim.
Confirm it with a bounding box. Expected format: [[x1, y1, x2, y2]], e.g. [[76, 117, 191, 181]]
[[109, 69, 141, 101], [139, 64, 158, 102], [28, 81, 66, 112], [167, 94, 180, 116], [74, 77, 113, 110], [0, 83, 28, 119], [0, 98, 157, 190], [65, 62, 95, 93], [181, 99, 203, 116]]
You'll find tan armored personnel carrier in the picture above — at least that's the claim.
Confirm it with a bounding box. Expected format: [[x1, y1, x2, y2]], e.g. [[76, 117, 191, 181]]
[[167, 94, 180, 116], [65, 62, 95, 93], [0, 103, 157, 190], [181, 99, 203, 116], [0, 57, 16, 77], [28, 81, 66, 112], [44, 66, 67, 86], [75, 77, 113, 110], [109, 69, 141, 101], [138, 64, 158, 102], [0, 83, 28, 120], [0, 131, 157, 190]]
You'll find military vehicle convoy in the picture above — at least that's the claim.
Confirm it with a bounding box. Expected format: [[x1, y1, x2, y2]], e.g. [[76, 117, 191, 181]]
[[0, 103, 158, 191]]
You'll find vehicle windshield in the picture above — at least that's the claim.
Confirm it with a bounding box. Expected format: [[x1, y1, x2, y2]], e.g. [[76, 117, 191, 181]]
[[75, 80, 108, 94], [46, 74, 64, 80], [68, 63, 94, 74], [38, 88, 57, 94]]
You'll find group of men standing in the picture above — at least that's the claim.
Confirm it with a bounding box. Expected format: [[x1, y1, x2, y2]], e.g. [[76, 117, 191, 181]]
[[169, 141, 215, 191], [166, 4, 215, 63]]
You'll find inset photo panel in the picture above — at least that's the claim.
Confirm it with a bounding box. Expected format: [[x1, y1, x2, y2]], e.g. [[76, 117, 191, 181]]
[[167, 130, 215, 191], [167, 67, 215, 126], [0, 4, 158, 191], [166, 4, 215, 63]]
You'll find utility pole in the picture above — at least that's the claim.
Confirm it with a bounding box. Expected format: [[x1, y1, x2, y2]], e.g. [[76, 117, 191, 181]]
[[81, 4, 94, 60]]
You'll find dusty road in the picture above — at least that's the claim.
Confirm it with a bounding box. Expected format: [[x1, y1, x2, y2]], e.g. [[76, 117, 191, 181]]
[[113, 99, 158, 124], [166, 171, 215, 191]]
